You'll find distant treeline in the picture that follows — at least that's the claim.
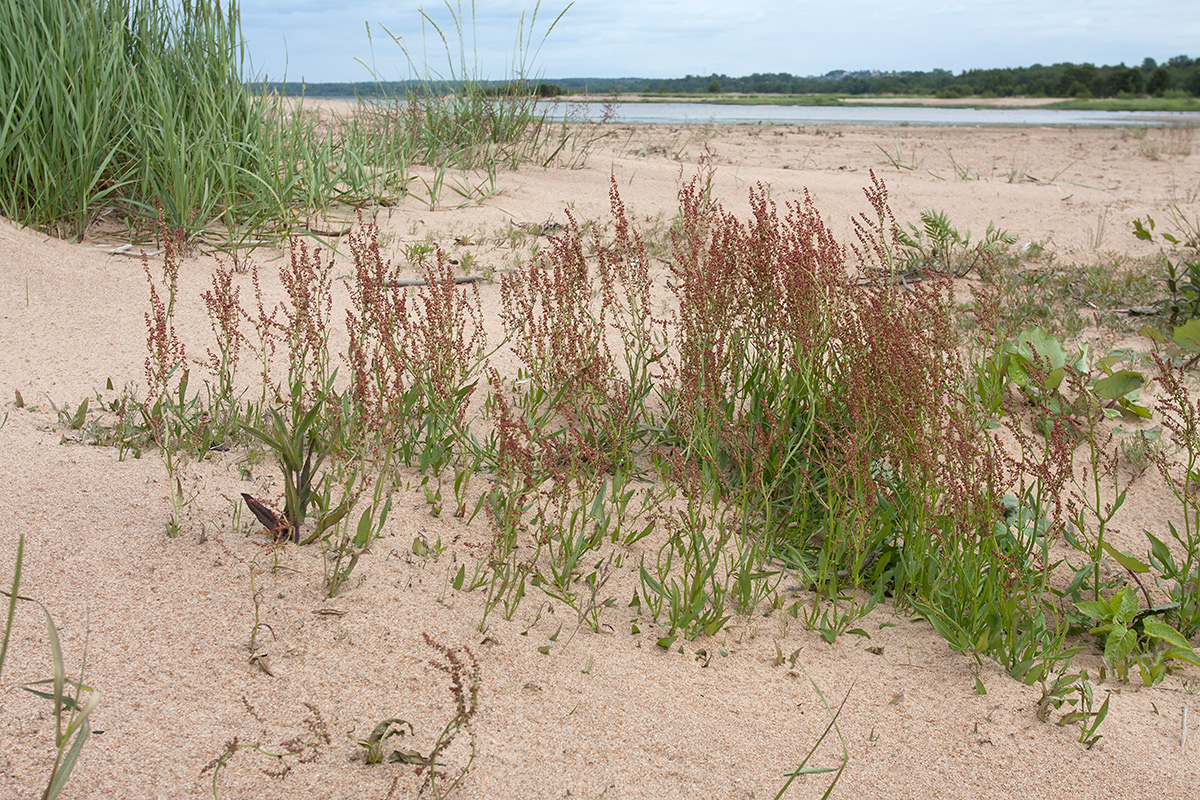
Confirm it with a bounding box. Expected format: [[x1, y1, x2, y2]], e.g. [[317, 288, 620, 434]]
[[560, 56, 1200, 98], [256, 55, 1200, 100], [251, 80, 563, 99]]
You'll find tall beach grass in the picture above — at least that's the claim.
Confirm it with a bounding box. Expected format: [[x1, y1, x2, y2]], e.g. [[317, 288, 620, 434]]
[[0, 0, 574, 242]]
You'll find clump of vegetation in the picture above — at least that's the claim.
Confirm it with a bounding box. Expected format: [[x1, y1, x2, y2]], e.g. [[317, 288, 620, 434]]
[[2, 535, 102, 800], [1136, 211, 1200, 324], [0, 0, 581, 243], [896, 209, 1016, 276], [81, 168, 1194, 767]]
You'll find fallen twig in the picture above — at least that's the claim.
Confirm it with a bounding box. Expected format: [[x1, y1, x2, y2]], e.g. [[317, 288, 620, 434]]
[[98, 243, 164, 258], [387, 276, 485, 288]]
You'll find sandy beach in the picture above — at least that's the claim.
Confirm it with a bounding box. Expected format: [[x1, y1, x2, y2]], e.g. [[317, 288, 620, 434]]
[[2, 120, 1199, 799]]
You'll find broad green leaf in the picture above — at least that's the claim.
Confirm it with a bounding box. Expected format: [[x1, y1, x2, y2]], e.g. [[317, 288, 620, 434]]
[[1103, 624, 1137, 666], [1162, 645, 1200, 668], [656, 635, 677, 649], [1115, 586, 1139, 624], [1075, 600, 1109, 622], [1015, 328, 1070, 371], [1140, 325, 1166, 343], [1142, 619, 1195, 651], [1092, 371, 1144, 401], [1173, 319, 1200, 353], [1045, 367, 1066, 392]]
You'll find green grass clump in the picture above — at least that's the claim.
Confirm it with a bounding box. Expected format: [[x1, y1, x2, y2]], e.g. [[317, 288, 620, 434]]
[[0, 0, 573, 243], [0, 0, 300, 239]]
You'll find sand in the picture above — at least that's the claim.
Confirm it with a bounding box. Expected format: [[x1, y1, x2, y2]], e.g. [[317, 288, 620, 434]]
[[2, 121, 1199, 799]]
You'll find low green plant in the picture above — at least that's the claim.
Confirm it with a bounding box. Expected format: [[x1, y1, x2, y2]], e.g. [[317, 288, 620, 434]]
[[242, 380, 341, 541], [1075, 585, 1200, 683], [1135, 213, 1200, 324], [993, 328, 1149, 420], [897, 209, 1016, 277], [1036, 670, 1111, 747], [323, 451, 393, 597], [875, 134, 925, 171], [1, 535, 102, 800], [352, 634, 481, 800]]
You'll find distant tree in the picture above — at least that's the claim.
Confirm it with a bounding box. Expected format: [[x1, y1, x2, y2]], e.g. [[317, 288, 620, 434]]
[[706, 78, 721, 93], [1108, 66, 1144, 95], [1187, 67, 1200, 96], [1147, 66, 1172, 96]]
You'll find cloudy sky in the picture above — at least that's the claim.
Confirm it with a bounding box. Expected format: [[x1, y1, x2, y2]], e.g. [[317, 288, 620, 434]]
[[237, 1, 1199, 83]]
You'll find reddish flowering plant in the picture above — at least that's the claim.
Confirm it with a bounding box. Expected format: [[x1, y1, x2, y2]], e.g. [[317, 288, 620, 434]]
[[143, 216, 188, 404]]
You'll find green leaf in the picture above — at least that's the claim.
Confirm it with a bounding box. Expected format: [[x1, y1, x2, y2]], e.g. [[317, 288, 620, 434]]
[[1141, 325, 1166, 343], [69, 398, 89, 429], [1075, 600, 1110, 622], [0, 534, 24, 679], [1103, 624, 1137, 667], [975, 678, 986, 695], [1092, 370, 1144, 401], [1133, 217, 1154, 241], [1147, 533, 1176, 573], [1174, 319, 1200, 353], [639, 565, 662, 596], [1162, 645, 1200, 668], [656, 635, 677, 649], [1100, 541, 1150, 574], [452, 565, 465, 590], [1141, 619, 1195, 651], [47, 720, 90, 799], [1015, 328, 1070, 371], [352, 509, 372, 547], [1115, 586, 1140, 624]]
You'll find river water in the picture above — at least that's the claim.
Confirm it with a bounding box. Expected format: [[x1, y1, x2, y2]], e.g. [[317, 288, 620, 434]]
[[547, 100, 1200, 128]]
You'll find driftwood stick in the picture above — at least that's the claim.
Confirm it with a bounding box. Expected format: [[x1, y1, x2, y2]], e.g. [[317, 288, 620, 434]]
[[302, 225, 354, 237], [386, 276, 485, 288], [97, 243, 165, 258]]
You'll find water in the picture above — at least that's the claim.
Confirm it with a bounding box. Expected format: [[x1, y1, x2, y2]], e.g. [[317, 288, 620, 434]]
[[548, 100, 1200, 128]]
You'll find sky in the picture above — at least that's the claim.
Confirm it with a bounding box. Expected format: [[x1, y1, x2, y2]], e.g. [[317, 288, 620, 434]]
[[236, 1, 1200, 83]]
